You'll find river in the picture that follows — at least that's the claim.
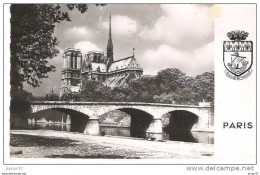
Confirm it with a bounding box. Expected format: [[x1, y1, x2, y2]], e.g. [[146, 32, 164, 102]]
[[28, 123, 214, 144]]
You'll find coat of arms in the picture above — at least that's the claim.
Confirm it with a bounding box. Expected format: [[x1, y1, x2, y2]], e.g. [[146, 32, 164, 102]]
[[223, 30, 253, 80]]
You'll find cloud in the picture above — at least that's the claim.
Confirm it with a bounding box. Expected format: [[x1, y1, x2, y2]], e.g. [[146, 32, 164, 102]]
[[74, 41, 102, 55], [138, 4, 214, 51], [102, 15, 137, 37], [25, 4, 215, 96], [140, 42, 214, 76], [65, 27, 92, 39]]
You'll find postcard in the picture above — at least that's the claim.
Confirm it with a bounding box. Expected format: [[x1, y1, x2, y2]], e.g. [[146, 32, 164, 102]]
[[1, 2, 258, 175]]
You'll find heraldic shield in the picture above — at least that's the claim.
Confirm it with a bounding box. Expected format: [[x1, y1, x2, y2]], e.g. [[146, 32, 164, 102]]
[[223, 31, 253, 79]]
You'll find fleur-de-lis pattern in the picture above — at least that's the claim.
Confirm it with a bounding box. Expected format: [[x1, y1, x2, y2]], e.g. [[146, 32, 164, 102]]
[[244, 42, 252, 51], [224, 42, 232, 51], [224, 41, 252, 52], [227, 30, 249, 40]]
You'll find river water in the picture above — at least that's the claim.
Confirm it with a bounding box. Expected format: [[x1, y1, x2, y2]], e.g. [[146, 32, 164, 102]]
[[28, 123, 214, 144]]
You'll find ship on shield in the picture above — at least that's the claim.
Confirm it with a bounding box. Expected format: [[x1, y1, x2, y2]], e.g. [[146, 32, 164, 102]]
[[228, 52, 248, 75], [223, 30, 253, 80]]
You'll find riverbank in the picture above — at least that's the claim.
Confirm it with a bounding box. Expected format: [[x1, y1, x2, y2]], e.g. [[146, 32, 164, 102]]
[[10, 130, 214, 159]]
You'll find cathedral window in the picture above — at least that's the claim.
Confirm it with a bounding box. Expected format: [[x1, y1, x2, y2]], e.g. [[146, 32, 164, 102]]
[[70, 53, 74, 68], [74, 56, 77, 69]]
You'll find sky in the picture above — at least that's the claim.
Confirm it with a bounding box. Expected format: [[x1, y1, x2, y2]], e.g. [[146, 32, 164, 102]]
[[23, 4, 215, 96]]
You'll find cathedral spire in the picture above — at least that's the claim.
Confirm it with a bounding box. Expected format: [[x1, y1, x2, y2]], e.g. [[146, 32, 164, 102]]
[[107, 12, 113, 68], [109, 11, 112, 40]]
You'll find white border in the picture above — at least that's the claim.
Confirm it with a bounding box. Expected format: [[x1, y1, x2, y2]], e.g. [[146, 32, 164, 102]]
[[0, 2, 259, 174]]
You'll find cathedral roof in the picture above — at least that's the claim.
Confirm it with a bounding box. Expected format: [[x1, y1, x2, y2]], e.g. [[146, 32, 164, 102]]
[[91, 62, 107, 72], [108, 56, 137, 72]]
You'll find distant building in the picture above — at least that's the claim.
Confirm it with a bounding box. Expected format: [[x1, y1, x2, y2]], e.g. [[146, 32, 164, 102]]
[[60, 14, 143, 97], [46, 86, 59, 101]]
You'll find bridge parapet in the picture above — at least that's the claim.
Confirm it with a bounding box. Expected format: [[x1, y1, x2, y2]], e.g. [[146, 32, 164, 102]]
[[31, 101, 211, 109]]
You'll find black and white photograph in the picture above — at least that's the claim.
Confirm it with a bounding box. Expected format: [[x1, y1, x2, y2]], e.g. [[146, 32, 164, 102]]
[[9, 4, 215, 159], [2, 2, 257, 173]]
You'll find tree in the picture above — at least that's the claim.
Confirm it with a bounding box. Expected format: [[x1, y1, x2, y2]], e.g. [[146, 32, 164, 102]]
[[78, 69, 214, 105], [81, 80, 113, 102], [10, 4, 104, 128], [192, 71, 214, 102], [10, 4, 90, 89], [176, 87, 197, 105], [153, 92, 179, 104], [45, 92, 59, 101], [157, 68, 185, 85]]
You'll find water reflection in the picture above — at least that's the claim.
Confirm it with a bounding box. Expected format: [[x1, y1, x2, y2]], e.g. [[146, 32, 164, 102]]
[[100, 127, 130, 137], [28, 122, 71, 132], [100, 126, 214, 144], [162, 131, 214, 144], [162, 131, 197, 142], [27, 123, 214, 144]]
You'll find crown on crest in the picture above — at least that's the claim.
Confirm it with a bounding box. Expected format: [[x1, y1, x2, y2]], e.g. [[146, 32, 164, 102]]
[[227, 30, 249, 41]]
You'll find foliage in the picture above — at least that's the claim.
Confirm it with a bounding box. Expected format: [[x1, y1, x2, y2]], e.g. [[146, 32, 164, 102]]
[[193, 72, 215, 102], [10, 4, 91, 88], [80, 80, 113, 102], [45, 93, 59, 101], [79, 68, 214, 105], [10, 4, 104, 128]]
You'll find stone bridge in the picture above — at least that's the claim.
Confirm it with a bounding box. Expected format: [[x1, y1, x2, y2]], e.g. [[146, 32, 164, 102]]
[[31, 101, 214, 140]]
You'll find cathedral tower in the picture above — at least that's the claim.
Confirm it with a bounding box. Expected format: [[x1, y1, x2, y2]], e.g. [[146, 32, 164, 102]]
[[106, 12, 113, 68]]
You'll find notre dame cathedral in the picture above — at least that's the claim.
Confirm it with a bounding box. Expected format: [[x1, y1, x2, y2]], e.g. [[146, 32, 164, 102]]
[[60, 14, 143, 97]]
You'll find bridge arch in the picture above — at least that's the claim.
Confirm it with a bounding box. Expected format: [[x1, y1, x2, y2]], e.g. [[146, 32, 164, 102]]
[[162, 110, 199, 142], [99, 108, 154, 138], [31, 105, 93, 118], [31, 108, 91, 133], [97, 106, 156, 119]]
